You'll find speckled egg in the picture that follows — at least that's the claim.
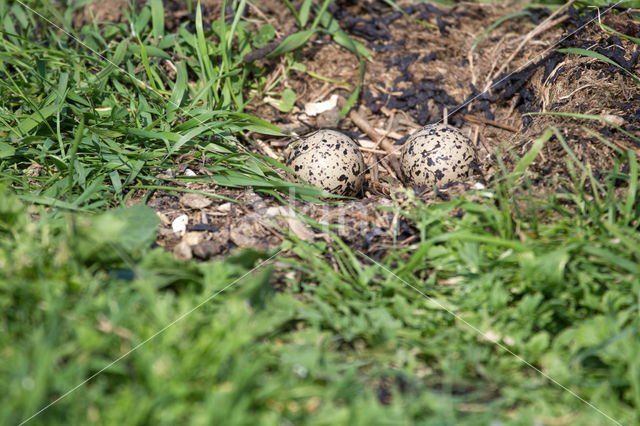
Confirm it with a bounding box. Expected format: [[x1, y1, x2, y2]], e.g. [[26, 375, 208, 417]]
[[400, 124, 476, 187], [285, 129, 365, 196]]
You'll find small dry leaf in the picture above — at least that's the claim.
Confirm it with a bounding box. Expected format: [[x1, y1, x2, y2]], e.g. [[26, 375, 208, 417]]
[[358, 139, 378, 149], [304, 95, 338, 117], [265, 206, 282, 217], [156, 211, 171, 225], [601, 114, 624, 126], [281, 207, 315, 241], [180, 193, 213, 209], [217, 202, 232, 213]]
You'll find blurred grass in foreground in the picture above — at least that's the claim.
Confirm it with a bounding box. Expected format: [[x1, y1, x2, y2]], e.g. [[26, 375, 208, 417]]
[[3, 123, 639, 423]]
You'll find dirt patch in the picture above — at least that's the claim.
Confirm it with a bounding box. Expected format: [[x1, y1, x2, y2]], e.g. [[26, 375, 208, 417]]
[[146, 181, 411, 262], [73, 0, 222, 29], [252, 2, 639, 176], [74, 1, 640, 257]]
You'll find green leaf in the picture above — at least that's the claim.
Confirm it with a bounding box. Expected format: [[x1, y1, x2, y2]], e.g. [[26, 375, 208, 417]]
[[128, 43, 171, 59], [133, 4, 151, 36], [278, 89, 296, 113], [299, 0, 313, 27], [149, 0, 165, 40], [471, 10, 531, 51], [526, 111, 640, 143], [623, 150, 638, 226], [167, 61, 187, 121], [17, 194, 86, 211], [0, 142, 15, 158], [267, 30, 318, 58], [17, 103, 57, 135], [90, 204, 160, 252], [600, 23, 640, 45], [340, 58, 366, 118], [254, 24, 276, 48], [507, 128, 553, 186], [332, 31, 372, 61]]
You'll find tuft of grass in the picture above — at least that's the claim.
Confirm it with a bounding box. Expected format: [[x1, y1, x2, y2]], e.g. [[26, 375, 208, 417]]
[[5, 125, 640, 423], [0, 0, 354, 210]]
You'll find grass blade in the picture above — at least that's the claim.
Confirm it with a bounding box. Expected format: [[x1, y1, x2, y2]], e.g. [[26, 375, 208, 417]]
[[227, 0, 247, 50], [623, 150, 638, 225], [340, 57, 366, 118], [506, 128, 552, 187], [527, 111, 640, 144], [195, 0, 217, 104], [17, 103, 57, 135], [299, 0, 313, 27], [149, 0, 164, 41], [266, 30, 318, 58], [471, 10, 531, 52]]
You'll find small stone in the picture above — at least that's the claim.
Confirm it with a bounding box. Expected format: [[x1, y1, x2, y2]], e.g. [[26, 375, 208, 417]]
[[172, 214, 189, 234], [183, 231, 203, 246], [601, 114, 624, 126], [173, 241, 192, 260], [229, 228, 258, 249], [192, 240, 225, 259], [217, 202, 232, 212]]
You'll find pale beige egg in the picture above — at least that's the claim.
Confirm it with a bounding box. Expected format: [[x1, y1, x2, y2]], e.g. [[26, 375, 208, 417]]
[[400, 124, 476, 187], [285, 129, 365, 196]]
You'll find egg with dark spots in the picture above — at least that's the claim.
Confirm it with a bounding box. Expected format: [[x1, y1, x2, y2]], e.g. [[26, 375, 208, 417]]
[[400, 124, 476, 187], [285, 129, 365, 196]]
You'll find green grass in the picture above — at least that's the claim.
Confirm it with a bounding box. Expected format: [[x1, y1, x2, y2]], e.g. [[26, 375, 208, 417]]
[[0, 0, 356, 206], [2, 1, 640, 425]]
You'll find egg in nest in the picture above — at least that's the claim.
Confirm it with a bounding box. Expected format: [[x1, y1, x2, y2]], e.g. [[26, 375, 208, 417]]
[[285, 129, 365, 196], [400, 124, 476, 187]]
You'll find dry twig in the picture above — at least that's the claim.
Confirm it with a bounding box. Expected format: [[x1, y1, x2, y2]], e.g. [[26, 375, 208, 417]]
[[349, 109, 403, 178], [461, 114, 519, 132]]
